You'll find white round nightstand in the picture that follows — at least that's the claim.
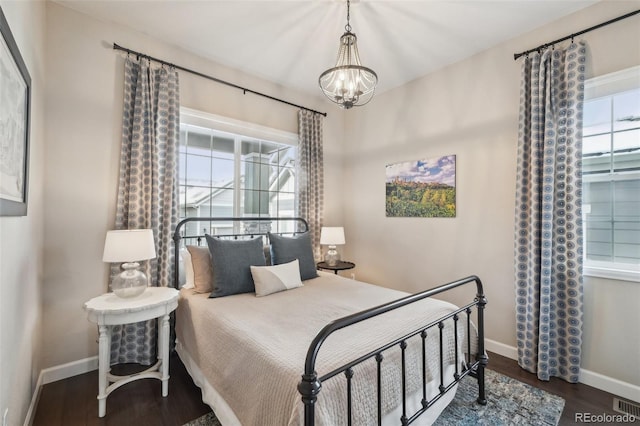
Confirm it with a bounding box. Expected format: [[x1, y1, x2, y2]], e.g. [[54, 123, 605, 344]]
[[83, 287, 179, 417]]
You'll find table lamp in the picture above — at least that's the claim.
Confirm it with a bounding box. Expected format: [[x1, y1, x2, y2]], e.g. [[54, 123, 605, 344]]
[[103, 229, 156, 298], [320, 227, 345, 267]]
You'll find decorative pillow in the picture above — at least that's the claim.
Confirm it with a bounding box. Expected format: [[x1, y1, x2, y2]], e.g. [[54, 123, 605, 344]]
[[186, 245, 213, 293], [205, 235, 266, 298], [250, 260, 303, 297], [268, 232, 318, 281], [179, 248, 195, 289]]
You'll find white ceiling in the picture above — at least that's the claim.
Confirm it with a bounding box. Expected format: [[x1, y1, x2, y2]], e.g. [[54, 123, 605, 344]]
[[54, 0, 600, 96]]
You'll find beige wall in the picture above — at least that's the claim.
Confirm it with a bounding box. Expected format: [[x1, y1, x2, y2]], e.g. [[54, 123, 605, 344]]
[[41, 2, 344, 370], [0, 1, 46, 425], [343, 0, 640, 387]]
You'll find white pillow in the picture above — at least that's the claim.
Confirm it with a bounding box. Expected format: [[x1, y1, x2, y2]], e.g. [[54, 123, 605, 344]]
[[180, 248, 195, 289], [250, 259, 303, 297]]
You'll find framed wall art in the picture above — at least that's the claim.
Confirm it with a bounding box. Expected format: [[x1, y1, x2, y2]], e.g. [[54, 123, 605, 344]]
[[386, 155, 456, 218], [0, 6, 31, 216]]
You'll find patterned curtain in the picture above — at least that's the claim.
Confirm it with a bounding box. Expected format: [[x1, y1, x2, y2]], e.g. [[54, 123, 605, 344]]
[[514, 42, 587, 383], [109, 58, 180, 365], [297, 110, 324, 259]]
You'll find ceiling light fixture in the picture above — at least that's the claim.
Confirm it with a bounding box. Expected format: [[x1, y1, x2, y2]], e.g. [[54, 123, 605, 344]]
[[319, 0, 377, 109]]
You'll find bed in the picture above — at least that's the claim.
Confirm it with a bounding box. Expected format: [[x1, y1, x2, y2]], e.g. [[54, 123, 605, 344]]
[[172, 217, 487, 426]]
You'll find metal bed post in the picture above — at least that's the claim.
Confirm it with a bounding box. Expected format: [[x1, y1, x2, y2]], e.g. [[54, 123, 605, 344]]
[[475, 285, 488, 405], [298, 373, 321, 426], [172, 229, 181, 290]]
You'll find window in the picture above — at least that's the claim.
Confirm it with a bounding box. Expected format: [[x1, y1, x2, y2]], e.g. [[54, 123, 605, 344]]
[[178, 108, 298, 238], [582, 66, 640, 281]]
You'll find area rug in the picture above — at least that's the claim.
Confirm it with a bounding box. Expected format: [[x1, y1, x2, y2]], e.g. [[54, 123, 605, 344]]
[[183, 369, 565, 426]]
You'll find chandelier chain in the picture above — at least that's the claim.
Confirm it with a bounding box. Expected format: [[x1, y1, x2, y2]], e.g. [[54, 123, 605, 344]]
[[345, 0, 351, 32]]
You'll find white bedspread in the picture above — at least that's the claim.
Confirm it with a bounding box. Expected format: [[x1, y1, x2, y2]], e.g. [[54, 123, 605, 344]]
[[176, 272, 471, 426]]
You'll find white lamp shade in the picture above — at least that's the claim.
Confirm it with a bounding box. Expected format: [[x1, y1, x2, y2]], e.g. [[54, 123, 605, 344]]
[[103, 229, 156, 263], [320, 227, 346, 246]]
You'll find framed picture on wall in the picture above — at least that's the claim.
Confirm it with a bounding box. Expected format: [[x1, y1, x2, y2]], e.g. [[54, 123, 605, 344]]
[[0, 6, 31, 216], [385, 155, 456, 218]]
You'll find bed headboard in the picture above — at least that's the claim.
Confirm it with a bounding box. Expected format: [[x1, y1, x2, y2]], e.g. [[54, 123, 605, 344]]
[[171, 216, 309, 289]]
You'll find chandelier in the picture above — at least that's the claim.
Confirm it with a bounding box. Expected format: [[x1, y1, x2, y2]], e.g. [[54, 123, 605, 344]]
[[319, 0, 378, 109]]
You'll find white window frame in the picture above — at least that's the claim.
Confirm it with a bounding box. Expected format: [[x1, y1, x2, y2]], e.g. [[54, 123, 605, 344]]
[[179, 107, 299, 225], [582, 66, 640, 283]]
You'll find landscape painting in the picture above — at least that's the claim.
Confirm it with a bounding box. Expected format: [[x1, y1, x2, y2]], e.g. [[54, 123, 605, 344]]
[[385, 155, 456, 218]]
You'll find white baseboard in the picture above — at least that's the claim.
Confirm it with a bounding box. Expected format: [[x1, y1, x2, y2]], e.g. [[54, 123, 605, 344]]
[[485, 338, 518, 360], [22, 371, 43, 426], [40, 356, 98, 385], [23, 356, 98, 426], [485, 338, 640, 403], [580, 369, 640, 404]]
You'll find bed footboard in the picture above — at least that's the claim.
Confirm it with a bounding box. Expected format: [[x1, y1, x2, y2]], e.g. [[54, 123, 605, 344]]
[[298, 275, 488, 426]]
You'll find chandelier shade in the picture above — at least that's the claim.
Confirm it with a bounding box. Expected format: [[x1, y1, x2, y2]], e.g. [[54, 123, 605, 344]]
[[319, 1, 377, 109]]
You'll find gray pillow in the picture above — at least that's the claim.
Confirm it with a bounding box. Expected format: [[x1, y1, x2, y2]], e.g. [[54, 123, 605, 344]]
[[268, 232, 318, 281], [205, 235, 266, 298]]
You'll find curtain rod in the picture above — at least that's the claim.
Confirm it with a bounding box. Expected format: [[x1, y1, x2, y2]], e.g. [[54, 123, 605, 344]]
[[513, 9, 640, 60], [113, 43, 327, 117]]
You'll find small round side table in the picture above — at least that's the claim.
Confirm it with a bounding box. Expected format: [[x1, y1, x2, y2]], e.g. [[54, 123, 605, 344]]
[[317, 260, 356, 275], [83, 286, 179, 417]]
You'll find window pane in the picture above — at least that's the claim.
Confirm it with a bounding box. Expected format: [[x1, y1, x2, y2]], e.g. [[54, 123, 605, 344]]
[[267, 164, 278, 189], [583, 97, 611, 136], [613, 179, 640, 266], [211, 158, 234, 188], [178, 152, 186, 184], [211, 136, 234, 160], [260, 141, 280, 162], [241, 139, 263, 162], [584, 179, 640, 265], [614, 179, 640, 214], [241, 189, 269, 215], [613, 88, 640, 132], [208, 188, 234, 218], [584, 180, 612, 262], [274, 191, 296, 217], [179, 129, 187, 153], [582, 134, 611, 174], [179, 185, 210, 219], [278, 168, 296, 193], [583, 133, 612, 156], [612, 129, 640, 172], [278, 146, 296, 166], [185, 129, 212, 155], [240, 161, 269, 191], [584, 180, 611, 218], [185, 154, 211, 186]]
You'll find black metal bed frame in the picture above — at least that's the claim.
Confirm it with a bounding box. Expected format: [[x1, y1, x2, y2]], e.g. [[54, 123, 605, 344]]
[[172, 216, 487, 426]]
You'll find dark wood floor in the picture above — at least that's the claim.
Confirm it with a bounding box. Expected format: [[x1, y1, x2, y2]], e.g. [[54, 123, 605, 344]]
[[32, 351, 623, 426], [32, 353, 211, 426]]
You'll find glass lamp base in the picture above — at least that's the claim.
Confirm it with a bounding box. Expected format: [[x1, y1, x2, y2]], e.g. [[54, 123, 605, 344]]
[[112, 262, 148, 298], [325, 246, 340, 267]]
